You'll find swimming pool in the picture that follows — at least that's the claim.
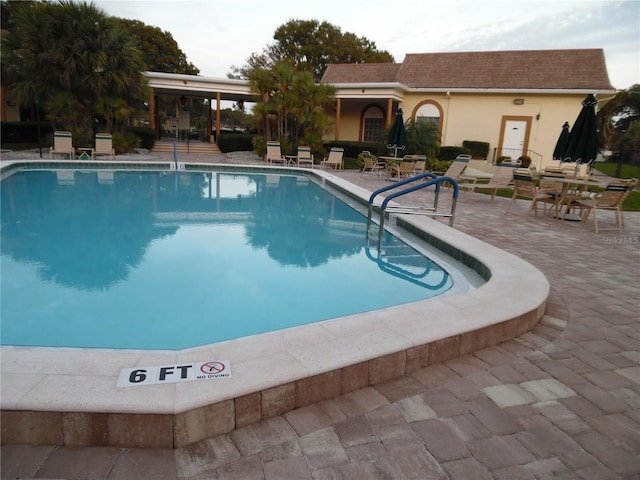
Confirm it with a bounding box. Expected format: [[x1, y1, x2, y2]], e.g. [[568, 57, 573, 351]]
[[0, 168, 479, 350], [0, 160, 549, 449]]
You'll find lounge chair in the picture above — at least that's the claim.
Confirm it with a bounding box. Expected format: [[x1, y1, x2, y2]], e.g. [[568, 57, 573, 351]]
[[500, 157, 522, 167], [460, 164, 515, 200], [265, 141, 286, 165], [505, 168, 557, 215], [92, 133, 115, 160], [413, 156, 427, 175], [436, 154, 476, 188], [320, 147, 344, 170], [49, 131, 74, 159], [296, 145, 314, 167], [574, 178, 637, 232], [56, 170, 75, 185]]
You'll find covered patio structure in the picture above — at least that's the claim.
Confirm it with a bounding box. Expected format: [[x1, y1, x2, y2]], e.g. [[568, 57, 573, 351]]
[[143, 72, 255, 145]]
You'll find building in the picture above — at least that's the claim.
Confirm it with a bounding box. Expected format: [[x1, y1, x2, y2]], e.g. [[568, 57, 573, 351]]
[[3, 49, 615, 168], [320, 49, 615, 166]]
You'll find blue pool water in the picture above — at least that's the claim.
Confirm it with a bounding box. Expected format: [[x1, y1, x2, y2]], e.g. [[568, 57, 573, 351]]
[[0, 168, 468, 350]]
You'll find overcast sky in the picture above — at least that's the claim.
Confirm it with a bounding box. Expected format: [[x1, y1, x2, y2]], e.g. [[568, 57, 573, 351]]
[[92, 0, 639, 90]]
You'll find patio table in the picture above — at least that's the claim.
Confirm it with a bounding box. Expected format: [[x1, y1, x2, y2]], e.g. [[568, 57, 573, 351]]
[[552, 176, 604, 221]]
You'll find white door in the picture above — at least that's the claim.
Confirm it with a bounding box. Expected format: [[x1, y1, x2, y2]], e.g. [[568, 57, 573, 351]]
[[503, 120, 527, 159]]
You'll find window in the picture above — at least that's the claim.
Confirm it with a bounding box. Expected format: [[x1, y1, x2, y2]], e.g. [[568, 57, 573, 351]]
[[416, 103, 440, 128], [363, 107, 384, 142]]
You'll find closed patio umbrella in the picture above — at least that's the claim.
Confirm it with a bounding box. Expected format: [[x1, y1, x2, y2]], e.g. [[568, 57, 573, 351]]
[[563, 94, 598, 166], [387, 108, 407, 158], [553, 121, 571, 161]]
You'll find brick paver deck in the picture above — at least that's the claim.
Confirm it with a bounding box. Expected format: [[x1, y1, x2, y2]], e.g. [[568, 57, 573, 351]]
[[2, 153, 639, 479]]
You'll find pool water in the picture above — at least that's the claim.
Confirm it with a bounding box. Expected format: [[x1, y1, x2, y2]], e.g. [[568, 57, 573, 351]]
[[0, 168, 468, 350]]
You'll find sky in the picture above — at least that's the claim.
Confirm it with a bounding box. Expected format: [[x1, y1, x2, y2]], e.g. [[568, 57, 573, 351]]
[[92, 0, 639, 90]]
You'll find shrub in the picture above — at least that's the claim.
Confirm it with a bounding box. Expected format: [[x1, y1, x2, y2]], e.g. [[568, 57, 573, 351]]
[[437, 146, 470, 160], [323, 141, 384, 158], [426, 158, 452, 173], [0, 121, 53, 145], [462, 140, 490, 159], [125, 126, 156, 150], [112, 131, 141, 154], [252, 136, 266, 157], [518, 155, 532, 168], [219, 133, 254, 153]]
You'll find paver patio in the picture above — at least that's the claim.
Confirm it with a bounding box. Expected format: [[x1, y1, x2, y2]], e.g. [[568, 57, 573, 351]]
[[1, 152, 638, 479]]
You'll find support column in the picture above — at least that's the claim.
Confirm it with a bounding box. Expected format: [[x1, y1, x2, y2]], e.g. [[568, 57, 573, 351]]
[[335, 98, 341, 141], [149, 91, 159, 139], [207, 97, 213, 143], [216, 92, 221, 146], [386, 98, 393, 127]]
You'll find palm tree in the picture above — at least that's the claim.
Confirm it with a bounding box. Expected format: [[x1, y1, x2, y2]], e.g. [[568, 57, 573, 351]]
[[249, 61, 335, 155], [2, 1, 148, 142], [249, 67, 276, 141]]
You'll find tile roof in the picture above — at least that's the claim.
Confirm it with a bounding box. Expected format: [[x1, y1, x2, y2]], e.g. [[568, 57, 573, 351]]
[[322, 49, 614, 90], [321, 63, 401, 84]]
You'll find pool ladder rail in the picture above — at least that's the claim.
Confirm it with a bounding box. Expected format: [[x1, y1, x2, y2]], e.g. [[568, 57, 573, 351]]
[[364, 242, 450, 290], [366, 172, 460, 244]]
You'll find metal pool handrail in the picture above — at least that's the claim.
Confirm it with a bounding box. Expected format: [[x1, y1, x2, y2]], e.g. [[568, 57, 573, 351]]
[[366, 172, 460, 243], [364, 244, 450, 290]]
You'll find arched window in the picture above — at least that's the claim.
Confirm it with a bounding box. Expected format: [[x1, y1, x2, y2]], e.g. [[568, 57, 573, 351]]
[[362, 106, 384, 142], [416, 103, 440, 128]]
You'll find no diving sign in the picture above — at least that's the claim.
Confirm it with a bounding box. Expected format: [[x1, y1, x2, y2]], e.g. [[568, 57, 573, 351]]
[[117, 360, 231, 388]]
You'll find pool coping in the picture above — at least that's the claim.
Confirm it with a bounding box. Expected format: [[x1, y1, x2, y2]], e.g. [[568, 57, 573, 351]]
[[0, 161, 549, 448]]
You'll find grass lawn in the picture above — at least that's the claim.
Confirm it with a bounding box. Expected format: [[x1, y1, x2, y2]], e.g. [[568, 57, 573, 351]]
[[593, 162, 640, 179]]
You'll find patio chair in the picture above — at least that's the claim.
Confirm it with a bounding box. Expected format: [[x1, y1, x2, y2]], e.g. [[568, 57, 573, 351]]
[[296, 145, 314, 167], [265, 141, 286, 165], [49, 131, 74, 159], [536, 171, 566, 216], [460, 164, 515, 200], [390, 159, 417, 179], [320, 147, 344, 170], [574, 178, 637, 232], [92, 133, 115, 160], [361, 151, 385, 176], [505, 168, 557, 216]]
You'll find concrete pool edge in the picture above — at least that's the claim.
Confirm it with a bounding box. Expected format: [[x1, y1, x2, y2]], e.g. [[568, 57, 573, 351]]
[[0, 163, 550, 448]]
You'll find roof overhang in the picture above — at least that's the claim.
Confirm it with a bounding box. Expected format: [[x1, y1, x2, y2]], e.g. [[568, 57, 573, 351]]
[[142, 71, 617, 104], [403, 87, 617, 96], [331, 82, 406, 101], [143, 72, 255, 102]]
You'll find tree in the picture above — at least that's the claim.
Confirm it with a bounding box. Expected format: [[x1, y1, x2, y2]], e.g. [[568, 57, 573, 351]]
[[404, 119, 439, 157], [231, 19, 394, 82], [115, 18, 199, 74], [597, 84, 640, 150], [1, 1, 148, 144], [249, 60, 335, 154]]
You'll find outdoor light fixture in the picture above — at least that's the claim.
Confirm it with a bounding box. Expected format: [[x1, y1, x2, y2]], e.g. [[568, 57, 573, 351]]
[[237, 100, 244, 110], [514, 98, 525, 105], [180, 95, 187, 106]]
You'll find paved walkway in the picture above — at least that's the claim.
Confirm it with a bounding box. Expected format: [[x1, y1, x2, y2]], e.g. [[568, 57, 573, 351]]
[[2, 154, 639, 479]]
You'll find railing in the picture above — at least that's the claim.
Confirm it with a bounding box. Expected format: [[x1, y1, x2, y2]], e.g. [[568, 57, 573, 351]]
[[366, 172, 460, 244], [364, 243, 450, 290], [491, 148, 543, 169]]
